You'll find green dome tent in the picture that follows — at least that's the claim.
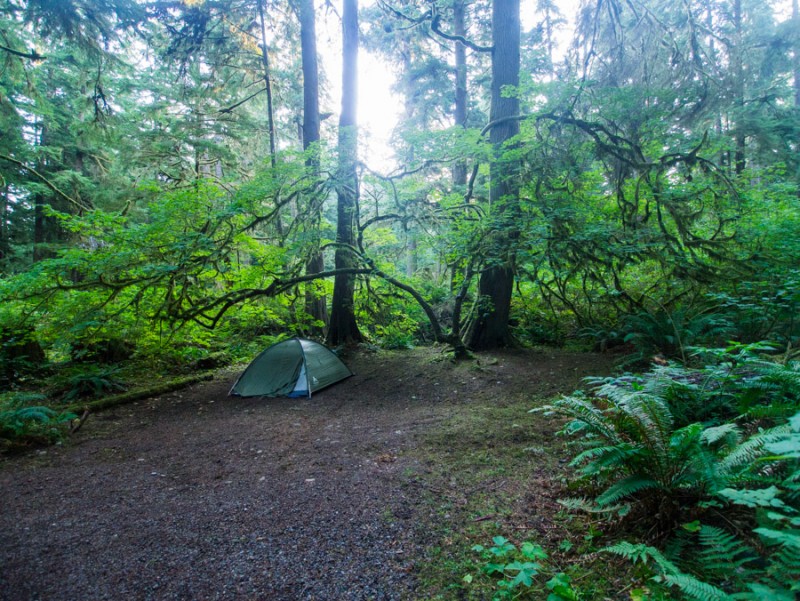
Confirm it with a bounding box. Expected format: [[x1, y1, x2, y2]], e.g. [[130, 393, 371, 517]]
[[229, 338, 352, 398]]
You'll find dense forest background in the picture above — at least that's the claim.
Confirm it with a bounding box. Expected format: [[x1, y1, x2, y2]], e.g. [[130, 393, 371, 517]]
[[1, 0, 798, 363], [1, 1, 799, 598]]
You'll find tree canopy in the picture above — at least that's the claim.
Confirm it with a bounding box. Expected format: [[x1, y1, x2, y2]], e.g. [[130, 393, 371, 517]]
[[0, 0, 798, 360]]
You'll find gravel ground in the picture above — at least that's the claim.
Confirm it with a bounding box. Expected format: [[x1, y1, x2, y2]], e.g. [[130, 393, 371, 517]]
[[0, 347, 613, 600]]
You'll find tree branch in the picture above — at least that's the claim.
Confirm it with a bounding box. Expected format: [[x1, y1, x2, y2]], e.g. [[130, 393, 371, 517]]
[[218, 87, 267, 114], [430, 13, 493, 53], [0, 44, 46, 60], [0, 153, 93, 212]]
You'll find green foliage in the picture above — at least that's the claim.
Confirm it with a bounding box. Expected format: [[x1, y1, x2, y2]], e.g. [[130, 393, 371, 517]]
[[604, 509, 800, 601], [622, 306, 732, 364], [708, 273, 800, 345], [602, 541, 734, 601], [540, 343, 800, 527], [464, 536, 581, 600], [0, 323, 46, 388], [0, 393, 75, 449], [539, 377, 731, 520], [551, 340, 800, 599], [57, 365, 127, 402]]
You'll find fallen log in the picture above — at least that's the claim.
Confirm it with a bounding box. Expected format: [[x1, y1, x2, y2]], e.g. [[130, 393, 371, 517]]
[[64, 371, 216, 416]]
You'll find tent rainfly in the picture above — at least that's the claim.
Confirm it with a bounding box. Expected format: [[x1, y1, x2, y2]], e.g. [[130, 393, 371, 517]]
[[229, 338, 352, 398]]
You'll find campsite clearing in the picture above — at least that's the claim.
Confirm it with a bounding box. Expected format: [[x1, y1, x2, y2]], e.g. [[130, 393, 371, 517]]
[[0, 346, 616, 600]]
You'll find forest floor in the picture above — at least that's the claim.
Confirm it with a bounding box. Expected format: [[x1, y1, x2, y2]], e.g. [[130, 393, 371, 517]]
[[0, 346, 620, 601]]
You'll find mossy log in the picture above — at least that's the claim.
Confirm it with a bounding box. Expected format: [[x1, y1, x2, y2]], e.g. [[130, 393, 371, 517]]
[[63, 371, 216, 415]]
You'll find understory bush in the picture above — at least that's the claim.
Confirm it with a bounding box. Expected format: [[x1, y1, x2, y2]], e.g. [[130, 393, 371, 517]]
[[541, 343, 800, 598], [0, 393, 75, 450]]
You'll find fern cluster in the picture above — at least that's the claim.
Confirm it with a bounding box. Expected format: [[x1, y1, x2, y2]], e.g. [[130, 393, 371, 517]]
[[542, 344, 800, 599], [0, 392, 75, 449], [622, 305, 733, 365]]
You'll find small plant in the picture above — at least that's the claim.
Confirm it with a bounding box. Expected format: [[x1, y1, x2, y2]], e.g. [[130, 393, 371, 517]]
[[463, 536, 582, 600], [547, 340, 800, 600]]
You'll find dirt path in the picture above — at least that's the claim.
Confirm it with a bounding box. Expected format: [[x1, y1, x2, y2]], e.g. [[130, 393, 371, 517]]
[[0, 347, 614, 600]]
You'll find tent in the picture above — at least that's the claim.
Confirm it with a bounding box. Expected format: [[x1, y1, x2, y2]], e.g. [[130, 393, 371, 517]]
[[229, 338, 352, 398]]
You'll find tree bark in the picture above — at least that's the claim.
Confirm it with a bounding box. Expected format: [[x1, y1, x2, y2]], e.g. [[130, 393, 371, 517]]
[[465, 0, 520, 350], [257, 0, 277, 169], [0, 184, 8, 265], [327, 0, 364, 345], [794, 0, 800, 107], [732, 0, 746, 175], [32, 121, 69, 263], [452, 0, 468, 186], [297, 0, 328, 336]]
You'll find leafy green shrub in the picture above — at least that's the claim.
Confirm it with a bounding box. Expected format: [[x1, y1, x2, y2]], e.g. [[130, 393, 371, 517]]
[[0, 393, 75, 450], [604, 508, 799, 600], [540, 384, 730, 526], [71, 337, 134, 364]]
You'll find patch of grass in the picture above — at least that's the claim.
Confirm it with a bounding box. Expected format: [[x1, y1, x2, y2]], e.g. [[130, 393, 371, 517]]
[[407, 390, 642, 599]]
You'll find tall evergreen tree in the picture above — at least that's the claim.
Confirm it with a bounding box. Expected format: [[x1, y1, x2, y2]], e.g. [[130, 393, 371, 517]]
[[465, 0, 520, 350], [296, 0, 328, 335], [328, 0, 365, 345]]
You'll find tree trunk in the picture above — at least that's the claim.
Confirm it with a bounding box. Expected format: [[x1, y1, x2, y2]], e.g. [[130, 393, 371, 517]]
[[257, 0, 277, 169], [327, 0, 364, 345], [732, 0, 746, 175], [452, 0, 468, 187], [32, 122, 62, 263], [465, 0, 520, 350], [794, 0, 800, 107], [0, 184, 8, 266], [297, 0, 328, 336], [405, 225, 417, 277]]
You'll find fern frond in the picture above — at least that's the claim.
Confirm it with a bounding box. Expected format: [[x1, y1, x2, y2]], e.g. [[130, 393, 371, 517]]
[[718, 425, 790, 477], [602, 541, 671, 567], [657, 572, 734, 601], [737, 583, 797, 601], [702, 423, 741, 447], [697, 525, 756, 575], [596, 475, 660, 506], [557, 497, 629, 515], [765, 543, 800, 588], [550, 394, 624, 445], [570, 443, 642, 476]]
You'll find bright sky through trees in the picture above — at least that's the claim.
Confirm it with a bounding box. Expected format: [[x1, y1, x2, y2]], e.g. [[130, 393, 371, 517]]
[[319, 0, 582, 170]]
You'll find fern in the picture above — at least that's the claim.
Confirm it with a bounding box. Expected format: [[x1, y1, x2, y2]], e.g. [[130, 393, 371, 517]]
[[656, 573, 733, 601], [696, 525, 755, 577], [602, 541, 734, 600], [569, 443, 642, 475], [0, 403, 74, 447], [596, 475, 660, 506], [701, 423, 741, 447], [717, 425, 791, 480], [555, 355, 800, 600], [557, 497, 630, 516]]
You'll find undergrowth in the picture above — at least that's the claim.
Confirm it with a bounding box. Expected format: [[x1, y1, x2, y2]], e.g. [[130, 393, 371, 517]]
[[540, 342, 800, 599], [0, 392, 75, 451]]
